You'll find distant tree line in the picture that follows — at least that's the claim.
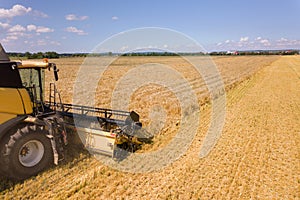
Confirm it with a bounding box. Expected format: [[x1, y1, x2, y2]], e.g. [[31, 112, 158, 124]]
[[8, 51, 59, 59], [209, 50, 299, 56], [7, 49, 299, 59], [59, 53, 87, 57], [121, 52, 179, 56], [116, 50, 299, 56]]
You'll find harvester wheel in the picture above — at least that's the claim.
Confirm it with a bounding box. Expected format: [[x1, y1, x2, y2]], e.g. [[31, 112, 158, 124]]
[[2, 124, 53, 180]]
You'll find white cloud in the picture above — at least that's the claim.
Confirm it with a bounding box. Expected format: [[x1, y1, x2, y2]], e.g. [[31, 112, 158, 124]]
[[21, 39, 61, 48], [1, 23, 54, 47], [50, 41, 61, 46], [211, 36, 300, 51], [277, 37, 288, 42], [120, 45, 129, 52], [32, 10, 48, 18], [27, 24, 53, 33], [7, 31, 28, 38], [240, 36, 249, 42], [0, 4, 48, 19], [37, 39, 47, 46], [275, 38, 300, 47], [65, 14, 76, 20], [0, 4, 32, 19], [80, 16, 89, 20], [260, 39, 270, 46], [36, 26, 54, 33], [6, 35, 18, 40], [8, 24, 26, 32], [27, 24, 37, 31], [65, 26, 87, 35], [112, 16, 119, 21], [1, 31, 27, 44], [0, 22, 10, 29], [65, 14, 88, 21]]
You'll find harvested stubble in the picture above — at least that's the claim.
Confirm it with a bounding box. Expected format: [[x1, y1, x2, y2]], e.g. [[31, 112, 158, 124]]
[[1, 55, 299, 200]]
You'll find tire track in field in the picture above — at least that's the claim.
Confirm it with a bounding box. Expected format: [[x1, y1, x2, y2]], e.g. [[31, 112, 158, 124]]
[[167, 59, 273, 199], [226, 62, 276, 198], [221, 56, 300, 199]]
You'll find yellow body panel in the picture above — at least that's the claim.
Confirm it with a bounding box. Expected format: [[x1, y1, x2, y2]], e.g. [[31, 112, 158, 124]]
[[0, 113, 17, 124], [18, 88, 33, 114], [0, 88, 33, 124]]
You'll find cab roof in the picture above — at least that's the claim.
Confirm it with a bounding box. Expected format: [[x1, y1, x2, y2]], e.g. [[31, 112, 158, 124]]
[[17, 60, 50, 69]]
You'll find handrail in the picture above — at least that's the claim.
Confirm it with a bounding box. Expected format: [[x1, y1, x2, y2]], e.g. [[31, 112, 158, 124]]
[[44, 101, 130, 120]]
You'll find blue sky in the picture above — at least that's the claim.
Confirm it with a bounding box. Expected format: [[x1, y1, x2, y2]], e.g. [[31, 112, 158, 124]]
[[0, 0, 299, 53]]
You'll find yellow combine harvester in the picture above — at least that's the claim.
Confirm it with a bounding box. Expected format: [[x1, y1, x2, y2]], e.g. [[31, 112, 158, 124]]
[[0, 43, 150, 180]]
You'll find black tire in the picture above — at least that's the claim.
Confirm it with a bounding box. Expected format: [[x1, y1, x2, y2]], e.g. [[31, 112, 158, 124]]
[[1, 124, 53, 180], [0, 123, 25, 176], [0, 134, 11, 176]]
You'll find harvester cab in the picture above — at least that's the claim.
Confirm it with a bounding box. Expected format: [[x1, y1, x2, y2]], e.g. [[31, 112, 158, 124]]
[[0, 43, 150, 180], [18, 59, 59, 115]]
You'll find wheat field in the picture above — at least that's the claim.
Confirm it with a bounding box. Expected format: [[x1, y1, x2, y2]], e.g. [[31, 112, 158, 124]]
[[1, 55, 299, 199]]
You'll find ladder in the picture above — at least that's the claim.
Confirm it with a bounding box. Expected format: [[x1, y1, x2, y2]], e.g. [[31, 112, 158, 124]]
[[49, 83, 64, 112]]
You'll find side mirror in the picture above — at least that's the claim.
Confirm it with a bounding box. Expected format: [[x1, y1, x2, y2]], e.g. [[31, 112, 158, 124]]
[[53, 64, 59, 81]]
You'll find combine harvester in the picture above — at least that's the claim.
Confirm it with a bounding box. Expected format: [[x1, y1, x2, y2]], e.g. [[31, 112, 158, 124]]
[[0, 43, 150, 180]]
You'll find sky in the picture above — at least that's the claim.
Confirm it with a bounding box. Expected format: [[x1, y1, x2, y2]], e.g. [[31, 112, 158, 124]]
[[0, 0, 299, 53]]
